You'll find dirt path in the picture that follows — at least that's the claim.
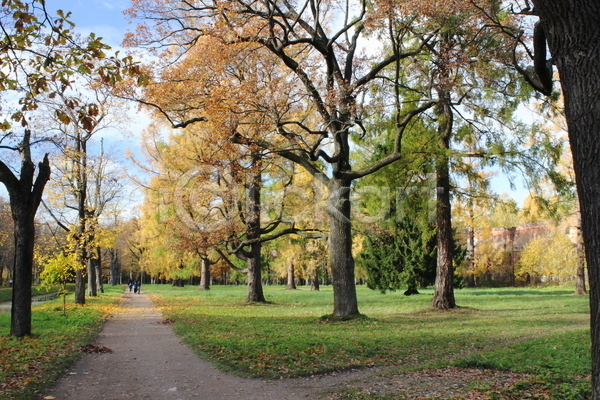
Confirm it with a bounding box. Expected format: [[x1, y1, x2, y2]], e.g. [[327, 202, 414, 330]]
[[43, 291, 372, 400]]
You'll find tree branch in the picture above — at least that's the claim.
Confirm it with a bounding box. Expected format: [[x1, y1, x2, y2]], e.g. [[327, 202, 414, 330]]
[[344, 101, 437, 180], [215, 248, 249, 274], [228, 227, 324, 255]]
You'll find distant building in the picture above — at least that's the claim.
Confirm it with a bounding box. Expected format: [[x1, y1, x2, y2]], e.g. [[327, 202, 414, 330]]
[[469, 222, 550, 286], [489, 222, 549, 254]]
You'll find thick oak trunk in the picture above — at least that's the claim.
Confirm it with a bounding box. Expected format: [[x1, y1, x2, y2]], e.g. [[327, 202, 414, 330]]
[[199, 256, 210, 290], [245, 242, 265, 302], [3, 144, 51, 337], [328, 179, 359, 317], [245, 166, 266, 303], [11, 217, 35, 337], [286, 262, 296, 290], [532, 1, 600, 397]]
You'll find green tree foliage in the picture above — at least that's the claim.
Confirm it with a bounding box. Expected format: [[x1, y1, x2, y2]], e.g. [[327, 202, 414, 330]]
[[359, 218, 436, 295], [352, 100, 438, 296]]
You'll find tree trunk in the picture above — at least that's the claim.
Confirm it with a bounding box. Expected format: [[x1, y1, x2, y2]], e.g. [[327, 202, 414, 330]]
[[431, 97, 455, 310], [431, 165, 455, 309], [74, 223, 86, 304], [328, 178, 359, 317], [11, 217, 35, 337], [465, 206, 476, 288], [199, 256, 210, 290], [95, 248, 104, 294], [172, 278, 184, 287], [575, 254, 587, 296], [1, 136, 51, 337], [75, 268, 85, 304], [109, 248, 119, 285], [246, 243, 265, 302], [286, 262, 296, 290], [245, 164, 266, 303], [532, 1, 600, 397], [87, 256, 97, 297], [74, 131, 89, 304], [311, 265, 320, 291]]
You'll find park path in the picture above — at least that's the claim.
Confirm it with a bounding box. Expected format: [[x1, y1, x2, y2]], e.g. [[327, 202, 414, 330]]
[[44, 291, 357, 400]]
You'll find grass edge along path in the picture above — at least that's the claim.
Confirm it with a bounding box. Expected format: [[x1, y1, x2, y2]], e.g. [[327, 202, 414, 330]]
[[0, 286, 123, 400], [147, 284, 591, 400]]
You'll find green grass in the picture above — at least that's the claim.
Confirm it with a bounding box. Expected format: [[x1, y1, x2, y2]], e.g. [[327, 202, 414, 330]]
[[0, 286, 123, 400], [146, 284, 591, 398]]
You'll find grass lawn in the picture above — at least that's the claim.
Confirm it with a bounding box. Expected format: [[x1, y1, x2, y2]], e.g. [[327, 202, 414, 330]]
[[146, 284, 591, 399], [0, 285, 123, 400]]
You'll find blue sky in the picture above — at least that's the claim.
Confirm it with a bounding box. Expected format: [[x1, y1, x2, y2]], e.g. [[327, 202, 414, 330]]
[[50, 0, 132, 47]]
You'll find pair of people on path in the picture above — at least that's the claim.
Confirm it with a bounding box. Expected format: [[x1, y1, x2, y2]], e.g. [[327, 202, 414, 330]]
[[128, 280, 141, 294]]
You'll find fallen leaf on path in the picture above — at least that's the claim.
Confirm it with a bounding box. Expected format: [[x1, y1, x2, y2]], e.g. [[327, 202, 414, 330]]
[[156, 317, 175, 325], [79, 344, 113, 354]]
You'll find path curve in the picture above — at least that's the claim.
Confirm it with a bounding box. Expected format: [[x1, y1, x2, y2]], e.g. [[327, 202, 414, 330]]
[[44, 291, 367, 400]]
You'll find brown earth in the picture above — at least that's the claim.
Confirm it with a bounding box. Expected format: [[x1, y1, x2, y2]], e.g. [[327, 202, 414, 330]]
[[43, 292, 533, 400]]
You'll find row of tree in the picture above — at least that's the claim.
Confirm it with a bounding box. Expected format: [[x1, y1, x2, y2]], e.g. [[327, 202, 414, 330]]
[[4, 0, 600, 398], [123, 0, 567, 314]]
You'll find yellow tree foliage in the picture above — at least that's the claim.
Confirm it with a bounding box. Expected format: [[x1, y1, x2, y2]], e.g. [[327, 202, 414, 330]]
[[39, 253, 79, 289], [517, 230, 577, 283], [454, 194, 521, 284], [135, 120, 253, 281], [270, 166, 329, 282]]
